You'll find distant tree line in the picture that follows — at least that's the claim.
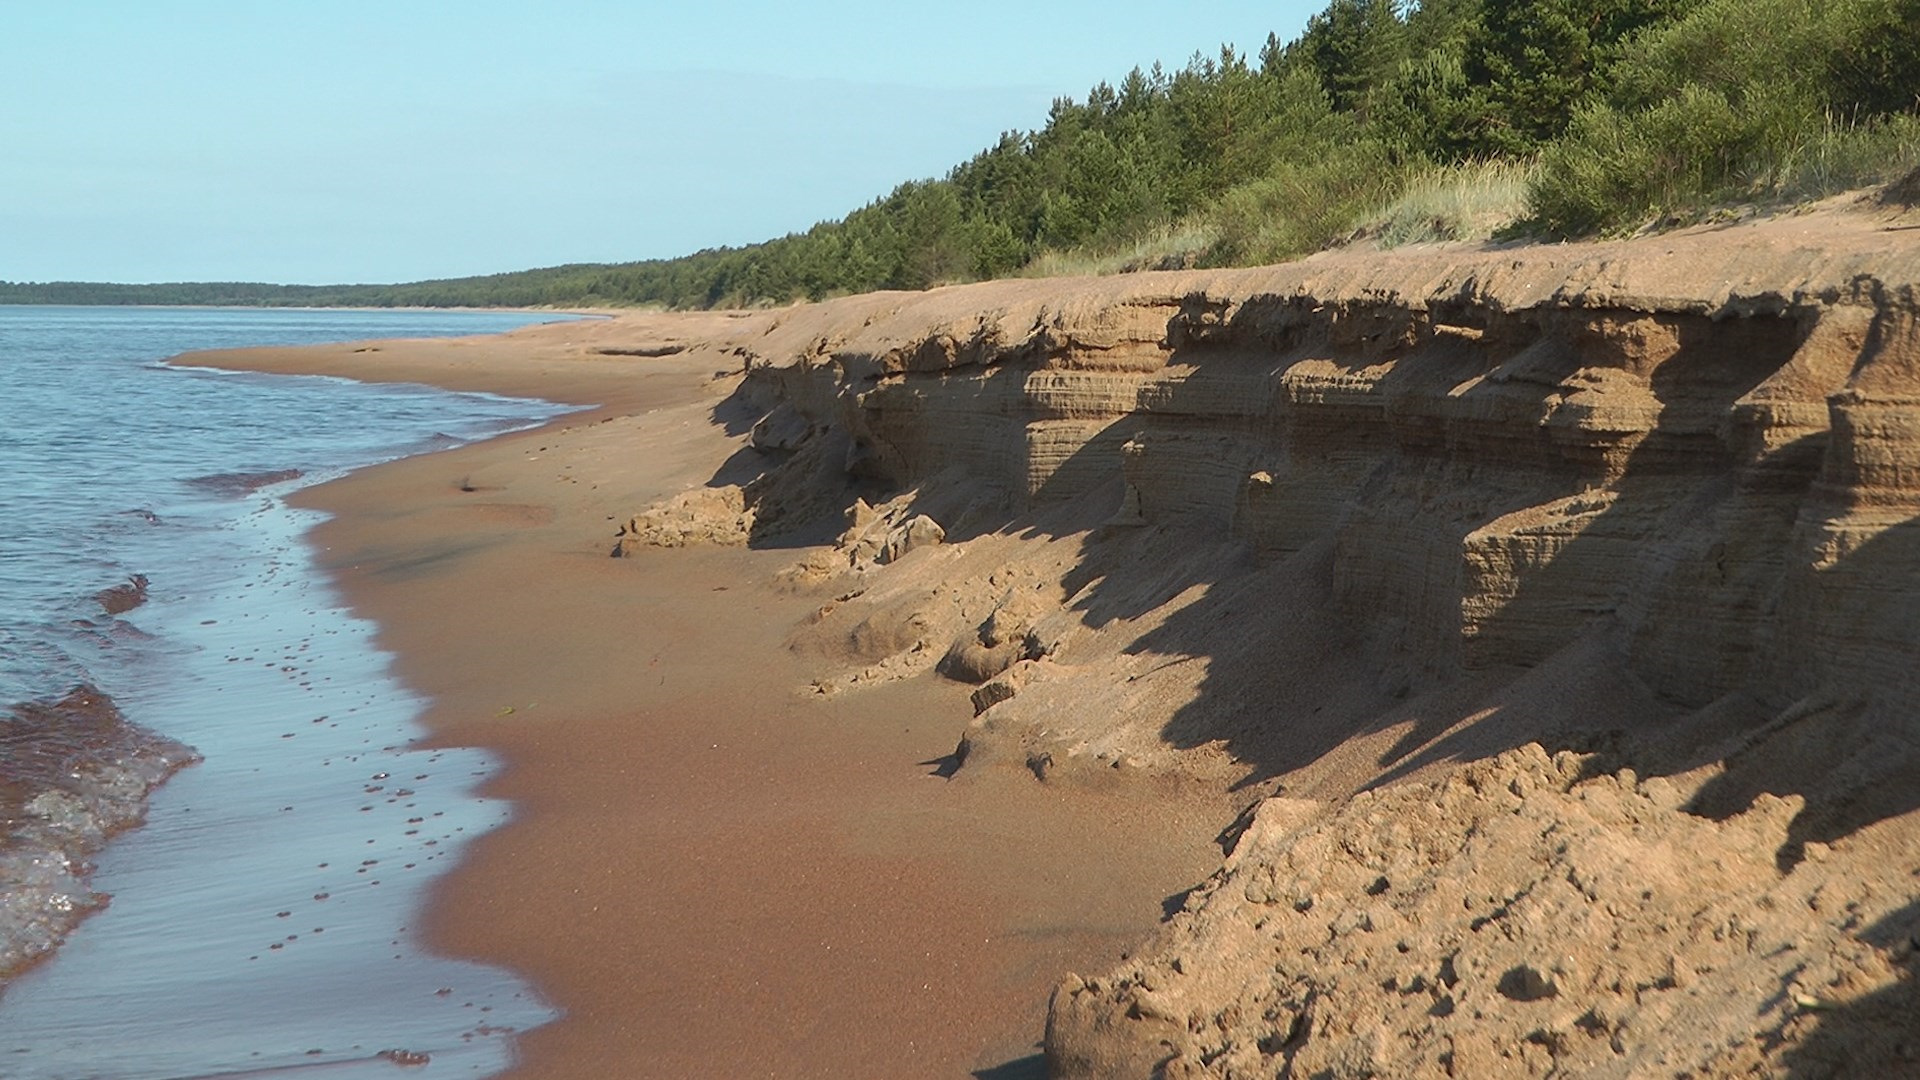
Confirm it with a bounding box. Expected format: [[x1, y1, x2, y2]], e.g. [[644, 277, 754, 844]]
[[7, 0, 1916, 311]]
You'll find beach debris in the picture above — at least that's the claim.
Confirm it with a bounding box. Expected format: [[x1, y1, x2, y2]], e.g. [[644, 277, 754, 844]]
[[96, 573, 151, 615]]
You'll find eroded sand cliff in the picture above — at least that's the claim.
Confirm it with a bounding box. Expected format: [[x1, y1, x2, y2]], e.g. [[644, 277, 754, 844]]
[[606, 188, 1920, 1076]]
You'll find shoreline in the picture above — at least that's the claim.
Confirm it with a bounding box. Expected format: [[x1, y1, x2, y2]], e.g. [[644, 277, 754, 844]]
[[0, 312, 594, 1077], [0, 484, 553, 1076], [188, 324, 1229, 1077], [180, 201, 1920, 1076], [0, 302, 621, 316]]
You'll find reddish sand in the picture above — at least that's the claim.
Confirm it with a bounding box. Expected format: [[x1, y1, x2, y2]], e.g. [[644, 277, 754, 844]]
[[187, 192, 1920, 1076], [186, 331, 1226, 1078]]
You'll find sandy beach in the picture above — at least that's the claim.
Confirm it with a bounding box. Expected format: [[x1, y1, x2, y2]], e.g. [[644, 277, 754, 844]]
[[183, 199, 1920, 1077], [22, 0, 1920, 1066], [186, 323, 1228, 1078]]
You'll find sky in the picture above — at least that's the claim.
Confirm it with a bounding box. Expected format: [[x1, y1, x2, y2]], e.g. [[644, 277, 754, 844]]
[[2, 1, 1321, 284]]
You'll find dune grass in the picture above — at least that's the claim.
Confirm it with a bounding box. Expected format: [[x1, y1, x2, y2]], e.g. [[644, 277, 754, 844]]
[[1762, 115, 1920, 206], [1353, 158, 1536, 247], [1018, 223, 1220, 279]]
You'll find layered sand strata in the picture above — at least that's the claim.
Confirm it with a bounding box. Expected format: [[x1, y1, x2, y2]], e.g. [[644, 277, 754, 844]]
[[193, 185, 1920, 1077]]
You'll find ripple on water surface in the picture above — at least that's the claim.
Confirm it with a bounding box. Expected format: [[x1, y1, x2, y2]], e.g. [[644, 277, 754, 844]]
[[0, 307, 576, 1077]]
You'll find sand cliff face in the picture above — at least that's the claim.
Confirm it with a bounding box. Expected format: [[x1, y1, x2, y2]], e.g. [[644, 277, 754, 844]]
[[615, 196, 1920, 1076]]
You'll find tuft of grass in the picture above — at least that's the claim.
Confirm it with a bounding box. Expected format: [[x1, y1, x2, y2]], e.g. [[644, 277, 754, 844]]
[[1352, 158, 1536, 247], [1198, 140, 1408, 267], [1761, 114, 1920, 205], [1019, 222, 1219, 279]]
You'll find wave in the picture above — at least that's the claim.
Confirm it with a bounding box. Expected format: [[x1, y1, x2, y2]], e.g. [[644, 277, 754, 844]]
[[0, 683, 199, 986], [185, 469, 306, 498]]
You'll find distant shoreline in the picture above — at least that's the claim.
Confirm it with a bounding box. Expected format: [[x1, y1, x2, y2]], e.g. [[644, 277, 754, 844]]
[[0, 301, 619, 316]]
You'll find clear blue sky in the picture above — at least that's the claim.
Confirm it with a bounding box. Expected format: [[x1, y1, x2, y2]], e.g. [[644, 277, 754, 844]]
[[3, 1, 1320, 284]]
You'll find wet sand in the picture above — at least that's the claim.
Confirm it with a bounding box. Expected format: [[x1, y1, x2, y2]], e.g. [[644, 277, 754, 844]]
[[188, 327, 1227, 1078]]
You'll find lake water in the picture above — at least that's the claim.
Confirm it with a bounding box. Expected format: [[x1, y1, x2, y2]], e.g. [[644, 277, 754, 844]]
[[0, 306, 581, 1077]]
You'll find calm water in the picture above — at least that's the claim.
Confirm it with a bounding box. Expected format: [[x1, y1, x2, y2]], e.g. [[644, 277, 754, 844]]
[[0, 306, 580, 1077]]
